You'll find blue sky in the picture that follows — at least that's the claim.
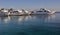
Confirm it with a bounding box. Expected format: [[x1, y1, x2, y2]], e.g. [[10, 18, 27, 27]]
[[0, 0, 60, 11]]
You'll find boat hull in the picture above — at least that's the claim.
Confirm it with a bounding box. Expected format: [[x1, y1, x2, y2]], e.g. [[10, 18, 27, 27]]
[[30, 11, 55, 15], [0, 12, 8, 17], [0, 12, 29, 16]]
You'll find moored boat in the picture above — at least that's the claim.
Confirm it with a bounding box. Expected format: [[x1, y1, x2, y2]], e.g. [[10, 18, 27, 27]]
[[0, 8, 56, 16], [30, 8, 55, 15]]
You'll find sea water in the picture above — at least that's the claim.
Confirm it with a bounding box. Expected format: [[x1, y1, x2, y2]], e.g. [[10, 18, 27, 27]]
[[0, 13, 60, 35]]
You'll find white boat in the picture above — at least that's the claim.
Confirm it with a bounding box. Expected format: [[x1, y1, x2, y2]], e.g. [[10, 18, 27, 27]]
[[18, 9, 29, 15], [0, 9, 8, 16], [0, 8, 56, 16], [31, 8, 55, 15]]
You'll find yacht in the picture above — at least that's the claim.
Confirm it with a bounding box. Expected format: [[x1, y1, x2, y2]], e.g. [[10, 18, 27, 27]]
[[18, 9, 29, 15], [0, 9, 8, 16], [30, 8, 55, 15]]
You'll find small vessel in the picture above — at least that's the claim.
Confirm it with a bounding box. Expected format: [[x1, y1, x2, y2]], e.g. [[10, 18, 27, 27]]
[[0, 9, 8, 17], [30, 8, 55, 15], [18, 9, 29, 16], [8, 9, 29, 16], [0, 8, 56, 16]]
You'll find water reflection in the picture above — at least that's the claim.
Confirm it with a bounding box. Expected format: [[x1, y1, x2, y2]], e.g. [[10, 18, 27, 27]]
[[0, 14, 60, 35], [0, 14, 56, 24]]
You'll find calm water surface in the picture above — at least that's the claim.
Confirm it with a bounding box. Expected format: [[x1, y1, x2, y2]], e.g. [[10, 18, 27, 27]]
[[0, 13, 60, 35]]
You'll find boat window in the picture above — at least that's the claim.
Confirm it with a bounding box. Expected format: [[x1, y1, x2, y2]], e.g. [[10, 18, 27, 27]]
[[37, 11, 42, 12], [31, 11, 34, 13], [44, 10, 47, 12], [13, 11, 18, 13]]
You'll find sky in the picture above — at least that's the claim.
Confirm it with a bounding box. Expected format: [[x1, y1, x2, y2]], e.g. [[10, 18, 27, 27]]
[[0, 0, 60, 11]]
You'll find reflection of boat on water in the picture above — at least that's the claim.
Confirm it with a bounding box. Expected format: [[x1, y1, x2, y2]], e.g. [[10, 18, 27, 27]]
[[18, 16, 35, 22], [18, 14, 55, 22], [0, 14, 55, 24], [44, 14, 55, 22], [0, 16, 10, 23], [3, 16, 10, 23]]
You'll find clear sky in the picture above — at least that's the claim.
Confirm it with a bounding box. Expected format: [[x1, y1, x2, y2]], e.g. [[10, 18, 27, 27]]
[[0, 0, 60, 11]]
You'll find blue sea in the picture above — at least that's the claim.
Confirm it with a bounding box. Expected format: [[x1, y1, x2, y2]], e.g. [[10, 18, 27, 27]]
[[0, 13, 60, 35]]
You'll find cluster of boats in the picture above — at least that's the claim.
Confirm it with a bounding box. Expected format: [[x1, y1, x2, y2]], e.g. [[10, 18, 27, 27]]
[[0, 8, 56, 16]]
